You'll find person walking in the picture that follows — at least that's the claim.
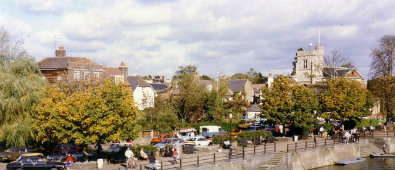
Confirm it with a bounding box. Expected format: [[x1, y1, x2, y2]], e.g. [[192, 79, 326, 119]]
[[64, 153, 75, 170], [125, 147, 135, 169], [148, 151, 156, 169], [172, 148, 179, 163]]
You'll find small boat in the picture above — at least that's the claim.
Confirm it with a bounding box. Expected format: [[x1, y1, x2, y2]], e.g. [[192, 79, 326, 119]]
[[370, 153, 395, 158], [335, 158, 366, 165]]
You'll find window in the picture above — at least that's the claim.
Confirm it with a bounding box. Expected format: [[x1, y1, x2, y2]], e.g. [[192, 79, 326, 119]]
[[84, 72, 90, 80], [303, 59, 308, 69], [73, 71, 80, 81]]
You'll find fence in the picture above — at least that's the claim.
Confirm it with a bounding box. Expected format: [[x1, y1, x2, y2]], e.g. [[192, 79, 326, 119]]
[[133, 131, 395, 170]]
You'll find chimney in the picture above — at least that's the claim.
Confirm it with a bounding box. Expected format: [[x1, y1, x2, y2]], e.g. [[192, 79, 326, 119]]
[[119, 61, 128, 78], [55, 46, 66, 57]]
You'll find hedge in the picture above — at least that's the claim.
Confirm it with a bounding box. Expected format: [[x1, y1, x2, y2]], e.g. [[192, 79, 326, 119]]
[[212, 134, 231, 144], [237, 130, 272, 141]]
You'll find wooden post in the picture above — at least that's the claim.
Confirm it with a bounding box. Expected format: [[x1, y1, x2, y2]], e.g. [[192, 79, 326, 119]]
[[214, 153, 216, 163], [295, 142, 297, 151], [180, 158, 182, 169], [197, 155, 199, 167], [229, 148, 232, 160], [243, 146, 245, 159], [286, 144, 289, 153], [325, 139, 327, 146], [264, 142, 267, 154], [305, 141, 307, 149], [254, 146, 256, 155], [274, 142, 276, 152], [140, 164, 142, 170]]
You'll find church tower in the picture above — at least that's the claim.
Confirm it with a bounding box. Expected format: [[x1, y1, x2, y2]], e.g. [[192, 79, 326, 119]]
[[293, 44, 324, 84]]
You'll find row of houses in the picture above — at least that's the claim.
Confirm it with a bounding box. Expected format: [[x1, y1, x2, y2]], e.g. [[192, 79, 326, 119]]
[[38, 46, 378, 119]]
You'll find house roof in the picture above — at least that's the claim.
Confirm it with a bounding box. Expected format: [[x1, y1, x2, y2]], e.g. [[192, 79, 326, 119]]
[[150, 83, 171, 93], [126, 76, 151, 91], [102, 67, 123, 77], [228, 79, 247, 93], [323, 67, 362, 78], [38, 56, 104, 70], [247, 104, 261, 112]]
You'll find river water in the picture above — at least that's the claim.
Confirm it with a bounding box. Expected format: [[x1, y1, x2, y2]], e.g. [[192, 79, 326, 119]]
[[313, 157, 395, 170]]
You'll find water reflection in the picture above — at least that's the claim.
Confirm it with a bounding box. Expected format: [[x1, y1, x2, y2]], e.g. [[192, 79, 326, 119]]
[[313, 157, 395, 170]]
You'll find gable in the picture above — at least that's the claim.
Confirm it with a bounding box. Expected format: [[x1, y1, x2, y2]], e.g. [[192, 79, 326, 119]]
[[346, 70, 362, 78]]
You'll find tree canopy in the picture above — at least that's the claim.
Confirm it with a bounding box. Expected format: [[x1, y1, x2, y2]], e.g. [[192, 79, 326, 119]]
[[321, 78, 371, 123], [231, 68, 267, 84], [33, 80, 140, 145], [370, 35, 395, 78], [368, 77, 395, 124], [0, 29, 47, 147]]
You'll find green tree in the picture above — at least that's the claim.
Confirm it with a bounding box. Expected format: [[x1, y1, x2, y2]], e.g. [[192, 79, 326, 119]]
[[0, 29, 46, 147], [231, 68, 267, 84], [200, 75, 213, 80], [260, 75, 318, 135], [368, 77, 395, 123], [321, 78, 371, 125], [172, 65, 198, 80], [33, 80, 140, 145]]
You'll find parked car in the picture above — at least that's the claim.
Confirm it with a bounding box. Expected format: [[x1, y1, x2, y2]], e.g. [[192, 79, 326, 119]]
[[200, 126, 227, 138], [154, 138, 184, 149], [151, 134, 170, 144], [0, 147, 33, 163], [178, 127, 197, 141], [47, 150, 83, 162], [185, 136, 212, 146], [103, 143, 133, 153], [7, 153, 65, 170], [52, 143, 80, 154]]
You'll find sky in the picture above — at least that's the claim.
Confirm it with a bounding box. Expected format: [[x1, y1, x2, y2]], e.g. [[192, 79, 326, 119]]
[[0, 0, 394, 79]]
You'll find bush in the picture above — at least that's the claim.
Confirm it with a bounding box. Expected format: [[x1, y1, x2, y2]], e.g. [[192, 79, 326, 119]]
[[237, 130, 272, 141], [322, 122, 334, 131], [131, 144, 157, 156], [212, 134, 231, 144]]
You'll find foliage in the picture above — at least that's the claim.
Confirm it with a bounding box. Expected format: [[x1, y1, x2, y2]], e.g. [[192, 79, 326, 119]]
[[200, 75, 212, 80], [321, 78, 371, 123], [368, 77, 395, 124], [131, 144, 157, 155], [212, 134, 231, 144], [321, 122, 334, 132], [261, 75, 318, 135], [0, 28, 47, 147], [172, 65, 198, 80], [370, 35, 395, 78], [171, 67, 207, 123], [231, 68, 267, 84], [33, 80, 140, 145], [237, 130, 272, 141], [354, 118, 380, 129]]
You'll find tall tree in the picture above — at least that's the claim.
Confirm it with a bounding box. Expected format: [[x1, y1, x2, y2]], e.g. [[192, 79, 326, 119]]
[[321, 78, 371, 125], [33, 80, 140, 144], [0, 29, 46, 147], [368, 77, 395, 124], [172, 65, 198, 80], [370, 35, 395, 78], [231, 68, 267, 84], [324, 49, 354, 68], [260, 75, 318, 135]]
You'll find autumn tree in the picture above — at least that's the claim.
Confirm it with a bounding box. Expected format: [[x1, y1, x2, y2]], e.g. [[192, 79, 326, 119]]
[[231, 68, 267, 84], [368, 77, 395, 124], [33, 80, 140, 145], [0, 29, 47, 147], [370, 35, 395, 78], [321, 78, 371, 125], [260, 75, 318, 135]]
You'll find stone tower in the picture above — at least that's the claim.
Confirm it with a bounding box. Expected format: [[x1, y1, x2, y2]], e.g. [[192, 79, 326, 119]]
[[119, 61, 128, 78], [293, 45, 324, 84], [55, 46, 66, 57]]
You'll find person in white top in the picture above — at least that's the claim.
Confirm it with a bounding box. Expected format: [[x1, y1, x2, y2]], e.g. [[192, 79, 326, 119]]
[[125, 147, 135, 169]]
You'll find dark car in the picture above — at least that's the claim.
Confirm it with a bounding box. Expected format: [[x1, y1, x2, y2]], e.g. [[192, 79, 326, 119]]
[[47, 150, 83, 162], [0, 148, 33, 163], [6, 153, 65, 170], [52, 144, 79, 154]]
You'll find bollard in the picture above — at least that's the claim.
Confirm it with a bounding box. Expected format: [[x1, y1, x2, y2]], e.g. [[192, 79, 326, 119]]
[[295, 142, 297, 151], [242, 146, 245, 159], [274, 142, 276, 152], [229, 148, 232, 160], [264, 142, 267, 154], [254, 146, 256, 155], [325, 139, 327, 146], [180, 158, 182, 169], [161, 161, 163, 170], [140, 164, 142, 170], [286, 144, 289, 153], [197, 155, 199, 167], [305, 141, 307, 149], [214, 153, 216, 163]]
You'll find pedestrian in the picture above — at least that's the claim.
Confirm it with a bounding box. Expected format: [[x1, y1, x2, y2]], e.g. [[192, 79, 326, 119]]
[[64, 153, 75, 170], [173, 148, 179, 163], [382, 144, 389, 154], [125, 147, 135, 169], [148, 151, 156, 169], [319, 126, 325, 138]]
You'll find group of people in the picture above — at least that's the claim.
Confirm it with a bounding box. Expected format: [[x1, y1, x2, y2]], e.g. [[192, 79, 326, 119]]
[[124, 145, 180, 170]]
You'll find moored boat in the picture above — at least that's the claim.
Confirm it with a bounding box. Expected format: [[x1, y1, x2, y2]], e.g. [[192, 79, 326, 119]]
[[335, 158, 366, 165], [370, 153, 395, 158]]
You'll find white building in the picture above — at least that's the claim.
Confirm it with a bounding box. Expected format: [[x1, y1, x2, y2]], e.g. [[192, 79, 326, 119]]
[[292, 45, 324, 84], [126, 76, 156, 110]]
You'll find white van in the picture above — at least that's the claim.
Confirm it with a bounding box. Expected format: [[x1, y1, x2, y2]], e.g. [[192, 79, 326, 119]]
[[200, 125, 226, 138]]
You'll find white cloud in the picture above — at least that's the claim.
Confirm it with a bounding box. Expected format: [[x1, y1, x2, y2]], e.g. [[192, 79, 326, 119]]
[[2, 0, 395, 77]]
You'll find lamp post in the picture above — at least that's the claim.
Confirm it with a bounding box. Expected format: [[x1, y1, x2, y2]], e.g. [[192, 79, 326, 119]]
[[229, 113, 233, 137]]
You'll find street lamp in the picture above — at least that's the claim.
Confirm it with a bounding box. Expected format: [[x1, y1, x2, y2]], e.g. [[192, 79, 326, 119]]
[[229, 113, 233, 137]]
